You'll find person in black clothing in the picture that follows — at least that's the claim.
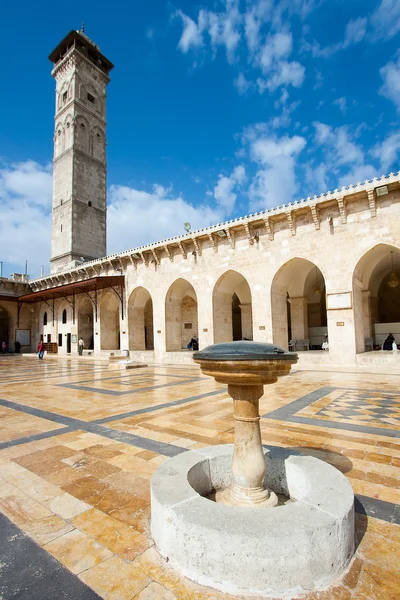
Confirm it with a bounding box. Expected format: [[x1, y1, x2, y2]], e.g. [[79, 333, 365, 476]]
[[187, 337, 199, 351], [383, 333, 396, 350]]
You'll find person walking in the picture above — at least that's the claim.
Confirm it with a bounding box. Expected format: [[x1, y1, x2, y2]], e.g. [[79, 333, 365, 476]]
[[78, 337, 84, 356], [37, 341, 45, 360]]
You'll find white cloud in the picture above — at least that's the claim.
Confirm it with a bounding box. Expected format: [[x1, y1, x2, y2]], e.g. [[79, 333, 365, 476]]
[[175, 1, 306, 94], [302, 16, 367, 58], [371, 0, 400, 40], [380, 54, 400, 110], [305, 164, 329, 194], [175, 9, 207, 53], [333, 97, 347, 114], [338, 164, 378, 187], [313, 122, 364, 166], [372, 131, 400, 171], [176, 1, 242, 63], [108, 184, 224, 254], [0, 161, 52, 277], [213, 164, 246, 213], [312, 122, 378, 188], [246, 132, 306, 210], [343, 17, 367, 47], [234, 72, 252, 94]]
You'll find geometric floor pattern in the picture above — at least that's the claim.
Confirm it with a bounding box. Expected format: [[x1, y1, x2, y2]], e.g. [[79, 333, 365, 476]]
[[316, 390, 400, 427], [0, 356, 399, 599]]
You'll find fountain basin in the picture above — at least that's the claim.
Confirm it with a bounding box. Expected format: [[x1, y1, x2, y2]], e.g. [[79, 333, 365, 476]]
[[151, 444, 354, 597]]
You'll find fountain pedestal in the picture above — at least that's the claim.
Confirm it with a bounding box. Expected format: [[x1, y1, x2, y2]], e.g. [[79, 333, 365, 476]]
[[150, 342, 355, 597], [193, 342, 297, 507]]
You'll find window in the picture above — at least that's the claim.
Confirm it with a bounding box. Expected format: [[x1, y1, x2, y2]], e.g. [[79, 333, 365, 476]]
[[88, 201, 92, 207], [63, 91, 67, 103], [62, 309, 67, 324], [60, 224, 62, 232], [58, 333, 63, 347], [43, 312, 47, 326], [80, 123, 86, 129], [87, 93, 95, 104]]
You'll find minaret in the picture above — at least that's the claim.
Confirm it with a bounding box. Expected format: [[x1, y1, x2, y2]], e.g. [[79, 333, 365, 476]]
[[49, 27, 114, 273]]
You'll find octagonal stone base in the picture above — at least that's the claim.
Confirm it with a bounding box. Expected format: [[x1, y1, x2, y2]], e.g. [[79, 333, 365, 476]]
[[151, 445, 355, 598]]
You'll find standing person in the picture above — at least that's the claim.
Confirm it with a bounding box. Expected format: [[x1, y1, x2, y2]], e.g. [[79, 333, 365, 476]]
[[78, 337, 84, 356], [37, 341, 45, 360], [1, 341, 6, 353]]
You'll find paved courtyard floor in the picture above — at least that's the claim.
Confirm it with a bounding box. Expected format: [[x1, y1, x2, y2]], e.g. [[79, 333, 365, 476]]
[[0, 356, 399, 599]]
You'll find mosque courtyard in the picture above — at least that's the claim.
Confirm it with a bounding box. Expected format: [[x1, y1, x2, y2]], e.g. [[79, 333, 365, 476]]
[[0, 355, 399, 599]]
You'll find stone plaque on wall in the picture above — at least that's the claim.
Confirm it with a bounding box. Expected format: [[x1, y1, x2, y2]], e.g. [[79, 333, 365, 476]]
[[327, 292, 352, 310]]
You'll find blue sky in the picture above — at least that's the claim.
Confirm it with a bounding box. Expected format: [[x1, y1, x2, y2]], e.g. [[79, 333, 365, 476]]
[[1, 0, 400, 277]]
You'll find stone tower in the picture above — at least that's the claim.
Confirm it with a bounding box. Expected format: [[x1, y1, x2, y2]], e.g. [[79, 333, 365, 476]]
[[49, 28, 113, 273]]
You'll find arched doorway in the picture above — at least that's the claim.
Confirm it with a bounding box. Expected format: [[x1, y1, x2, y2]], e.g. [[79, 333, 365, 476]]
[[353, 244, 400, 352], [271, 258, 327, 350], [213, 270, 253, 343], [128, 287, 154, 351], [165, 279, 198, 351], [100, 291, 120, 350], [0, 305, 9, 346], [57, 302, 71, 353], [77, 297, 94, 350]]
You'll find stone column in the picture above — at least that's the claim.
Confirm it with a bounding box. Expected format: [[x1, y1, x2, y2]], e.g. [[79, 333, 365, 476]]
[[228, 383, 276, 506], [197, 281, 213, 350], [362, 290, 372, 339], [213, 292, 232, 343], [239, 303, 253, 340], [271, 290, 288, 349], [289, 296, 308, 340]]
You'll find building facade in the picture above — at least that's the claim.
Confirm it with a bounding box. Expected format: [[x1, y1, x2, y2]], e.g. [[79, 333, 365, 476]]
[[1, 29, 400, 365]]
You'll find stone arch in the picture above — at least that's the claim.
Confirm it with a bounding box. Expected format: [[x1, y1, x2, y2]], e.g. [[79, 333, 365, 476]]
[[75, 115, 90, 153], [54, 121, 64, 156], [271, 258, 327, 350], [91, 125, 105, 161], [212, 270, 253, 343], [165, 279, 199, 351], [128, 287, 154, 351], [100, 290, 120, 350], [0, 304, 9, 347], [63, 112, 74, 148], [352, 243, 400, 353], [77, 296, 94, 350]]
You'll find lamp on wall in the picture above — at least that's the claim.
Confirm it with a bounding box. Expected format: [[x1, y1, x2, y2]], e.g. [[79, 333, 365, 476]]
[[314, 267, 321, 296], [388, 251, 399, 289]]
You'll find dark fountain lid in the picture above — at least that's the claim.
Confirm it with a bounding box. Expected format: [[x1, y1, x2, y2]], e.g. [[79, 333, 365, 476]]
[[194, 341, 298, 362]]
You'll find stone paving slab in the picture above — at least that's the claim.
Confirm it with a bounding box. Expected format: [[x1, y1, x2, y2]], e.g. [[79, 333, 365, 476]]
[[0, 356, 399, 599]]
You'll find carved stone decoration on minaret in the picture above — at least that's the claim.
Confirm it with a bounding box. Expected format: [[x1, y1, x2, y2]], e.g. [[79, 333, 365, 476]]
[[48, 28, 114, 273]]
